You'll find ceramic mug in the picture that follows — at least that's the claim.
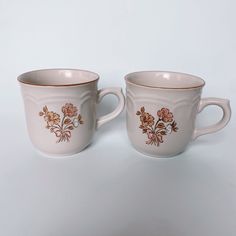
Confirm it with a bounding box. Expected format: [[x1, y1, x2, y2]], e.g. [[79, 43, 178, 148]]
[[18, 69, 125, 157], [125, 71, 231, 157]]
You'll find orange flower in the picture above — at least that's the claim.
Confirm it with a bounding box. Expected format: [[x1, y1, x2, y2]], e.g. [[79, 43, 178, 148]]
[[140, 112, 155, 127], [137, 107, 154, 127], [44, 112, 60, 126], [62, 103, 78, 117], [157, 108, 173, 122]]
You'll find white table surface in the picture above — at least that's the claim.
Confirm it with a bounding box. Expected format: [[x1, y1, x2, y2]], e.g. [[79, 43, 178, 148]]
[[0, 105, 236, 236]]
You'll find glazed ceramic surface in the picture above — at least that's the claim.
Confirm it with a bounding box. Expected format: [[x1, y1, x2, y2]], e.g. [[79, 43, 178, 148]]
[[125, 71, 231, 157], [18, 69, 125, 157]]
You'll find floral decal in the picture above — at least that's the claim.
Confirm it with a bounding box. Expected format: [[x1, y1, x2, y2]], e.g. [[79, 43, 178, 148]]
[[39, 103, 83, 143], [136, 107, 178, 146]]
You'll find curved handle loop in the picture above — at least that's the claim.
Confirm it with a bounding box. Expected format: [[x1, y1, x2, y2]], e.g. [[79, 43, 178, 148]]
[[192, 97, 231, 140], [96, 87, 125, 129]]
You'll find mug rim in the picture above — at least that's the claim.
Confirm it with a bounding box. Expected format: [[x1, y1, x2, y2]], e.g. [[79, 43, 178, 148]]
[[17, 68, 100, 87], [125, 70, 206, 90]]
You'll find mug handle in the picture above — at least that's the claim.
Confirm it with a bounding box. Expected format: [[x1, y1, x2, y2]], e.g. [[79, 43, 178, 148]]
[[96, 87, 125, 129], [192, 97, 231, 140]]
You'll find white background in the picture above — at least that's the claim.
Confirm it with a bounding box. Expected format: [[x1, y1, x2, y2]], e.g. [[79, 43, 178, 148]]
[[0, 0, 236, 235]]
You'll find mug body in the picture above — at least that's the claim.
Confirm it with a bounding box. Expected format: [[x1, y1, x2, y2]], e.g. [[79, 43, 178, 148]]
[[18, 69, 99, 156], [125, 71, 205, 157]]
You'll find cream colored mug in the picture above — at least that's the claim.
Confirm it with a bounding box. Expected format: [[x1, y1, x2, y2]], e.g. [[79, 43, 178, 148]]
[[18, 69, 125, 157], [125, 71, 231, 157]]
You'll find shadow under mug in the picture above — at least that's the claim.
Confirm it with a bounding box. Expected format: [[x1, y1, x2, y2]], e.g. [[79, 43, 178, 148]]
[[18, 69, 125, 157], [125, 71, 231, 157]]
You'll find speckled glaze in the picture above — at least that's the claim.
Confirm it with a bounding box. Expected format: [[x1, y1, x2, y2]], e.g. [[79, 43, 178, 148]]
[[18, 69, 125, 157], [125, 71, 231, 157]]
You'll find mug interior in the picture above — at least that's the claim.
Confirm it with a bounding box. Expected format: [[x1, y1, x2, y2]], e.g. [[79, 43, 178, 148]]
[[17, 69, 99, 86], [125, 71, 205, 89]]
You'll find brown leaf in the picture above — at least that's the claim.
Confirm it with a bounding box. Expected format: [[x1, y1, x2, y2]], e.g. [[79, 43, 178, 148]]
[[67, 126, 74, 130], [160, 131, 166, 135], [173, 127, 178, 132], [142, 129, 147, 133], [171, 121, 178, 132], [140, 107, 145, 113], [39, 111, 44, 116], [78, 114, 82, 120], [64, 118, 71, 124], [136, 111, 141, 115], [43, 106, 48, 113], [157, 122, 165, 128]]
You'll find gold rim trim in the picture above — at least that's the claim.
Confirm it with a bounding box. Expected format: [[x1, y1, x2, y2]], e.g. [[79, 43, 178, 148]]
[[17, 68, 99, 87], [124, 70, 205, 90]]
